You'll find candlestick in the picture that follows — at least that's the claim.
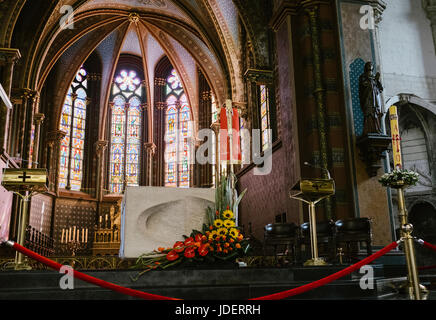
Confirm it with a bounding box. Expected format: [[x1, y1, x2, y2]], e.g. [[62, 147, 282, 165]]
[[61, 228, 65, 244], [69, 227, 72, 242], [85, 228, 88, 243]]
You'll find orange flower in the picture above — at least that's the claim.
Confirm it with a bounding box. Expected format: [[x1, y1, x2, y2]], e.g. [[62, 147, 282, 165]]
[[223, 249, 228, 254], [235, 243, 241, 249], [166, 250, 179, 261], [198, 244, 209, 257], [224, 243, 230, 248], [184, 237, 195, 246], [155, 262, 161, 265], [195, 234, 203, 243], [209, 225, 214, 230], [229, 239, 234, 243], [158, 247, 165, 252], [173, 241, 185, 253]]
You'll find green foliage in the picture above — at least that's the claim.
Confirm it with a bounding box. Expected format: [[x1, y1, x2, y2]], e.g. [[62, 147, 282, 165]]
[[209, 173, 247, 224], [379, 169, 419, 187]]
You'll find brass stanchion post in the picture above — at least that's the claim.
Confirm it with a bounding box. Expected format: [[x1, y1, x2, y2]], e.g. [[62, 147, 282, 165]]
[[397, 187, 422, 300], [15, 192, 31, 270]]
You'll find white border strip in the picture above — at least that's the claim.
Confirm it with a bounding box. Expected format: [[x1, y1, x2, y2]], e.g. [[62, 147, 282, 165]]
[[0, 83, 13, 109]]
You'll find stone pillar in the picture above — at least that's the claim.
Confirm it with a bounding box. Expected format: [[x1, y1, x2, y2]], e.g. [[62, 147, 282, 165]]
[[95, 140, 108, 201], [31, 113, 45, 168], [11, 88, 39, 168], [155, 101, 167, 186], [423, 0, 436, 53], [210, 121, 220, 187], [0, 48, 21, 153], [244, 69, 274, 134], [144, 142, 156, 186], [46, 130, 67, 195]]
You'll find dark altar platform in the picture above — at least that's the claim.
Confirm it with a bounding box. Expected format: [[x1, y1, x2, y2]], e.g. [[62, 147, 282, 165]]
[[2, 263, 433, 300]]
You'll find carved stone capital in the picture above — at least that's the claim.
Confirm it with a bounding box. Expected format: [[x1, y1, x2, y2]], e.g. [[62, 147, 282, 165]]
[[0, 48, 21, 66], [11, 88, 39, 103], [234, 102, 248, 119], [144, 142, 157, 155], [95, 140, 108, 157], [46, 130, 67, 146], [244, 69, 274, 85], [156, 101, 167, 110], [33, 113, 45, 126]]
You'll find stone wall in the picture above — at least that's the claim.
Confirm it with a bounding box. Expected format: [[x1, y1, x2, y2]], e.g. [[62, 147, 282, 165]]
[[238, 14, 301, 242], [379, 0, 436, 102], [52, 197, 97, 255]]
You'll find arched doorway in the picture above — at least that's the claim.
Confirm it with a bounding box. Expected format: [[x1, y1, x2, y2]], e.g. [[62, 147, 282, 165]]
[[409, 202, 436, 267]]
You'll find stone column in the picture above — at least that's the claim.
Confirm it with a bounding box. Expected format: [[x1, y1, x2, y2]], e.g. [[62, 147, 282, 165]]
[[31, 113, 45, 168], [423, 0, 436, 53], [0, 48, 21, 153], [11, 88, 39, 167], [46, 130, 67, 195], [95, 140, 108, 201], [155, 102, 167, 186], [210, 121, 220, 187], [144, 142, 156, 186]]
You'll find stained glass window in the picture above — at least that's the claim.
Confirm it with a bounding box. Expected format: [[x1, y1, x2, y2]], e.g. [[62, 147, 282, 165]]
[[59, 67, 88, 191], [260, 84, 271, 151], [164, 69, 192, 188], [109, 70, 143, 194]]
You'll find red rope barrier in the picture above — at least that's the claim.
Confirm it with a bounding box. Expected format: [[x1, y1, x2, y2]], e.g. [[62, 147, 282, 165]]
[[250, 241, 399, 300], [418, 265, 436, 271], [4, 240, 399, 301], [7, 241, 180, 300], [422, 241, 436, 253]]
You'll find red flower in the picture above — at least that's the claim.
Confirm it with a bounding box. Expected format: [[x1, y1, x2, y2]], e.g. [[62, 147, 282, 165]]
[[173, 241, 185, 253], [198, 244, 209, 257], [184, 247, 196, 258], [195, 234, 204, 243], [166, 250, 179, 261], [184, 237, 195, 247]]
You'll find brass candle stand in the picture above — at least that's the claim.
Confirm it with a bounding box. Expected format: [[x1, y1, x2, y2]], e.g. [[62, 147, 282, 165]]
[[60, 226, 88, 268], [62, 240, 86, 257], [1, 168, 48, 270], [392, 181, 422, 300], [290, 177, 335, 266]]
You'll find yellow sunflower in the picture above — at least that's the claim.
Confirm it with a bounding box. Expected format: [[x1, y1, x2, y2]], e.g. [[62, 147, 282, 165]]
[[229, 228, 239, 239], [217, 228, 228, 236], [224, 219, 235, 228], [222, 210, 234, 219], [208, 230, 218, 241], [214, 219, 224, 228]]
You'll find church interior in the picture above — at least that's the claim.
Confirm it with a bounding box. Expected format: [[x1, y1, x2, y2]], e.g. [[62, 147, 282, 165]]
[[1, 0, 436, 302]]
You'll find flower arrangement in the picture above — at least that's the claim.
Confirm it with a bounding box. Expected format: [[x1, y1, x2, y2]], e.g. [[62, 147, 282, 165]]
[[378, 168, 419, 188], [132, 174, 248, 280]]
